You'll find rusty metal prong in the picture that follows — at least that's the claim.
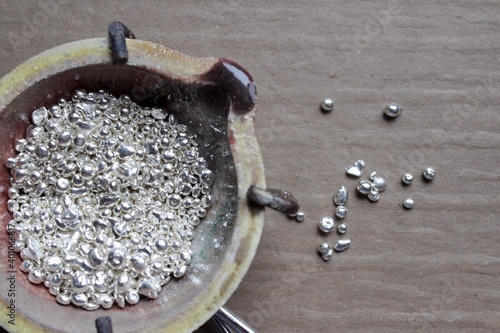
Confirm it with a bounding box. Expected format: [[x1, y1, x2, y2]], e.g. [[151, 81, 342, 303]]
[[95, 316, 113, 333], [108, 21, 136, 65], [247, 185, 300, 215]]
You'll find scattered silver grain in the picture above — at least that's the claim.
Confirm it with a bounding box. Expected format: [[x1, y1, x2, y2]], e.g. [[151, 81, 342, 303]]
[[334, 239, 351, 252], [383, 103, 403, 118], [333, 185, 349, 206], [318, 241, 331, 254], [322, 248, 333, 261], [367, 189, 380, 202], [345, 160, 365, 177], [295, 211, 305, 222], [320, 98, 334, 112], [403, 198, 414, 209], [372, 176, 387, 192], [335, 206, 347, 219], [357, 180, 373, 195], [423, 167, 436, 180], [318, 216, 336, 233], [5, 90, 213, 310], [402, 173, 413, 185]]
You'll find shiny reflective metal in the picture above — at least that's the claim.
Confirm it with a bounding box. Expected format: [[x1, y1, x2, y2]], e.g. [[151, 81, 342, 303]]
[[372, 176, 387, 192], [333, 185, 349, 206], [357, 180, 372, 195], [335, 206, 347, 219], [384, 103, 403, 118], [322, 248, 334, 261], [320, 98, 334, 112], [334, 239, 351, 252], [367, 189, 380, 202], [402, 173, 414, 185], [337, 223, 347, 234], [295, 211, 305, 222], [345, 160, 365, 177], [423, 167, 436, 180], [403, 198, 414, 209], [211, 307, 257, 333], [318, 241, 332, 254], [318, 216, 336, 233]]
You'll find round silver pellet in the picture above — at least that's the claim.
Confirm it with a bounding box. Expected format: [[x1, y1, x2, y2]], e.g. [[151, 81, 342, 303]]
[[372, 176, 387, 192], [357, 180, 373, 195], [322, 248, 334, 261], [318, 241, 331, 254], [333, 185, 349, 206], [318, 216, 336, 233], [334, 239, 351, 252], [295, 211, 305, 222], [320, 98, 334, 112], [335, 206, 347, 219], [55, 178, 70, 192], [403, 198, 414, 209], [367, 189, 380, 202], [402, 173, 414, 185], [423, 167, 436, 180], [384, 103, 403, 118]]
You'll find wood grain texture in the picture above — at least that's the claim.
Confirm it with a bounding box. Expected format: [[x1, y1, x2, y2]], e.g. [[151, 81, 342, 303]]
[[0, 0, 499, 332]]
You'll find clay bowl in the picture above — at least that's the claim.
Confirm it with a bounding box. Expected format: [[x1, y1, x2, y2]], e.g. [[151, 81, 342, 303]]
[[0, 38, 265, 332]]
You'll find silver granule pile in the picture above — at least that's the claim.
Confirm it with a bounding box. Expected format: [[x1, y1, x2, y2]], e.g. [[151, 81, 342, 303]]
[[5, 90, 213, 310]]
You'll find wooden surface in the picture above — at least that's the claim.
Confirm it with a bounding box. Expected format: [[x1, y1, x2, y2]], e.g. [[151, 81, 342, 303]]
[[1, 1, 499, 332]]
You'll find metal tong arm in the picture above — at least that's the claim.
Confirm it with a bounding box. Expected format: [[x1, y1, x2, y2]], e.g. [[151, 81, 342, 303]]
[[211, 306, 257, 333], [108, 21, 136, 64]]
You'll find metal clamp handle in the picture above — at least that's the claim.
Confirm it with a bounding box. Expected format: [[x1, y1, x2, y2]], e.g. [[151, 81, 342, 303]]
[[95, 316, 112, 333], [211, 306, 257, 333], [108, 21, 136, 64], [247, 185, 300, 215]]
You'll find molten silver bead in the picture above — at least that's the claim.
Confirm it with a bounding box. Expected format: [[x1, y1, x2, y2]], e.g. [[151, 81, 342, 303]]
[[318, 241, 332, 254], [55, 178, 70, 192], [423, 167, 436, 180], [372, 176, 387, 192], [173, 265, 187, 278], [335, 206, 347, 219], [337, 223, 347, 234], [322, 248, 334, 261], [72, 271, 90, 293], [402, 173, 414, 185], [6, 90, 213, 310], [403, 198, 414, 209], [357, 180, 372, 195], [318, 216, 335, 233], [28, 269, 44, 284], [345, 160, 365, 177], [56, 293, 71, 305], [126, 289, 140, 305], [295, 211, 305, 222], [367, 189, 380, 202], [320, 98, 334, 112], [334, 239, 351, 252], [32, 107, 48, 126], [384, 103, 403, 118], [43, 256, 63, 272], [333, 186, 348, 206]]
